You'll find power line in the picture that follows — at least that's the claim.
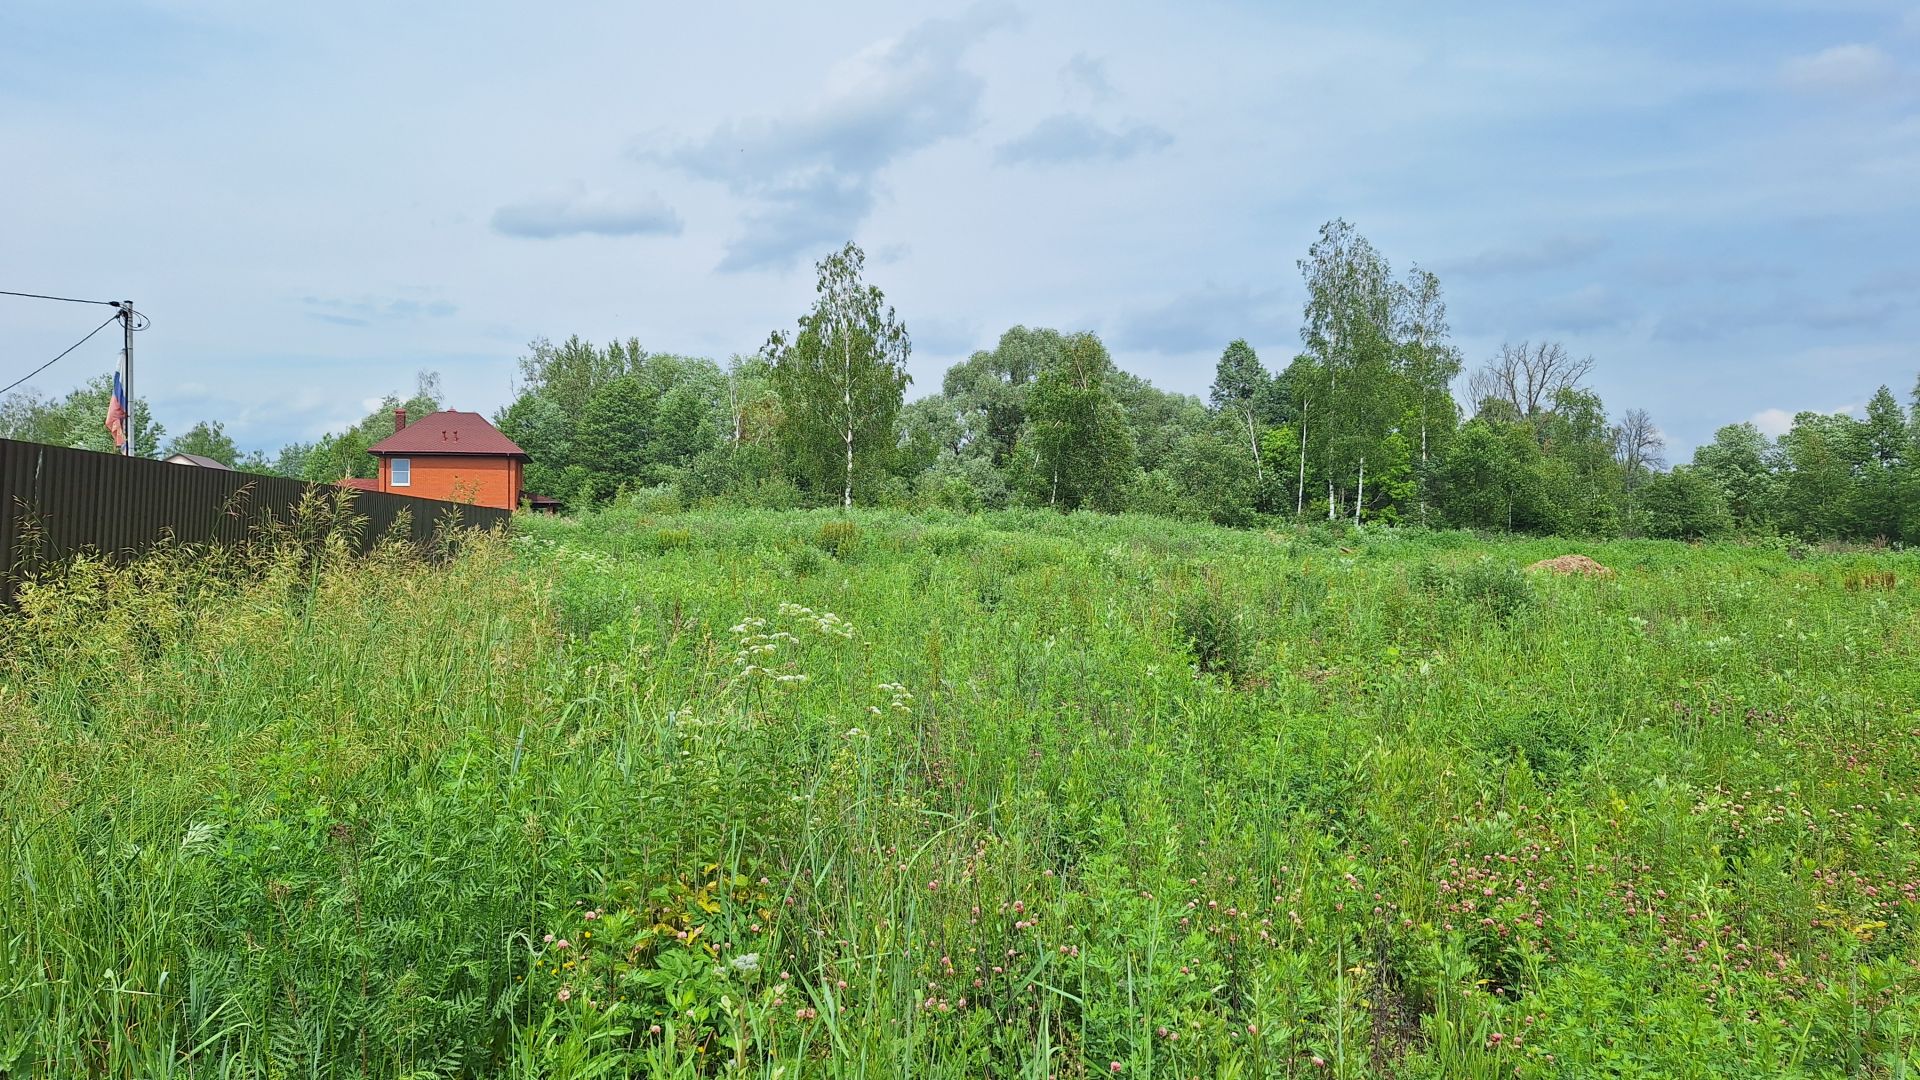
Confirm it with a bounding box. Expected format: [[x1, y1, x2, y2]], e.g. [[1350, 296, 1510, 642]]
[[0, 289, 121, 308], [0, 313, 123, 398]]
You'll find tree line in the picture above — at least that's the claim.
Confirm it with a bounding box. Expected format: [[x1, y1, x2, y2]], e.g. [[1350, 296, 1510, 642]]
[[4, 224, 1917, 543]]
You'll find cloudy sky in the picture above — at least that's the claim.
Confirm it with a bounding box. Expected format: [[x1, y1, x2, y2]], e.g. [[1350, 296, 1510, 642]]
[[3, 0, 1917, 458]]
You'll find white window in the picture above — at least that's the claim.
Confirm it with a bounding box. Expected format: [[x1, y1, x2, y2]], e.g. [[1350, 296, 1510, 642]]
[[390, 458, 410, 487]]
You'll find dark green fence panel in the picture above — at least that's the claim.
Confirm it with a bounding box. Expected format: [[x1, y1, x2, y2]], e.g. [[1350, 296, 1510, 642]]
[[0, 439, 510, 606]]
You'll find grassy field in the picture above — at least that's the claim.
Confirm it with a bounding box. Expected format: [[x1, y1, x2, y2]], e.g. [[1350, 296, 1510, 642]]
[[2, 508, 1917, 1077]]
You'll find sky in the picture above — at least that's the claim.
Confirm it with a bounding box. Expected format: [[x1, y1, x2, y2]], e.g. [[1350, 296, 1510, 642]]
[[2, 0, 1917, 460]]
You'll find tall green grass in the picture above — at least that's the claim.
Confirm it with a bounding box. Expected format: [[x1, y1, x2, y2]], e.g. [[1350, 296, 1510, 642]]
[[2, 508, 1916, 1076]]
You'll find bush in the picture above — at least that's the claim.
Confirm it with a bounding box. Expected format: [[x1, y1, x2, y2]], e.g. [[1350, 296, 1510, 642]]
[[789, 544, 827, 578], [648, 527, 693, 554], [1174, 582, 1252, 684], [816, 519, 859, 558], [1641, 467, 1734, 541], [1453, 558, 1534, 621]]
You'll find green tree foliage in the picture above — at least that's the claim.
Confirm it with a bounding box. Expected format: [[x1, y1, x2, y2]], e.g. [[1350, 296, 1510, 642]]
[[0, 375, 165, 458], [1855, 386, 1910, 542], [1292, 221, 1468, 525], [1774, 412, 1866, 540], [1107, 369, 1208, 475], [162, 420, 240, 467], [1017, 332, 1136, 511], [1641, 466, 1734, 540], [223, 225, 1916, 540], [1690, 423, 1777, 531], [1209, 339, 1272, 491], [1536, 388, 1622, 536], [496, 339, 730, 505], [764, 243, 911, 508], [1161, 428, 1259, 526], [944, 326, 1052, 466], [1300, 219, 1401, 523], [1396, 267, 1462, 521], [1437, 418, 1547, 532]]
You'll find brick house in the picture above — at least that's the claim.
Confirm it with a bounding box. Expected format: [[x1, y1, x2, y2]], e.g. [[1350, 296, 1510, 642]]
[[363, 408, 528, 511]]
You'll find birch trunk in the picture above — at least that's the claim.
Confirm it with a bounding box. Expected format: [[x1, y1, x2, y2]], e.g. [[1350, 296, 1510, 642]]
[[1354, 457, 1365, 526], [842, 324, 854, 509], [1295, 416, 1307, 516], [1246, 409, 1263, 486]]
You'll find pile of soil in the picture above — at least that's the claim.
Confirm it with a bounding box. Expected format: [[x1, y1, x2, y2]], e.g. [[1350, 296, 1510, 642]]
[[1526, 553, 1613, 576]]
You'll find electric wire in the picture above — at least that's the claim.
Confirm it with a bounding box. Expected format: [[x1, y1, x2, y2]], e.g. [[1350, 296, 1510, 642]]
[[0, 313, 124, 398], [0, 289, 121, 308]]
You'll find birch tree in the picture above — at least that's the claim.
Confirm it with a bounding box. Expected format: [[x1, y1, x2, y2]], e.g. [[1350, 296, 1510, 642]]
[[1299, 219, 1400, 524], [1395, 266, 1462, 523], [1209, 339, 1271, 489], [1019, 332, 1135, 511], [765, 243, 911, 508]]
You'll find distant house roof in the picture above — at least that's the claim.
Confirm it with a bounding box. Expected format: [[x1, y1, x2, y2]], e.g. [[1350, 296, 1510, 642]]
[[165, 453, 233, 470], [337, 477, 380, 492], [366, 410, 528, 460]]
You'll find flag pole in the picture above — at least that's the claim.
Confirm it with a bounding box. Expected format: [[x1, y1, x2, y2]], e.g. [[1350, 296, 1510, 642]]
[[120, 301, 134, 456]]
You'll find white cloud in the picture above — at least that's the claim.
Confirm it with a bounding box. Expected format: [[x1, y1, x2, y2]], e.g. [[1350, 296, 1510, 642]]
[[655, 6, 1017, 272], [1749, 407, 1796, 437], [1782, 44, 1898, 93], [1749, 402, 1866, 437]]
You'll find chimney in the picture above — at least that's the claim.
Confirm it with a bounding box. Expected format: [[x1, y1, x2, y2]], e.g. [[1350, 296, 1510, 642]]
[[394, 408, 407, 432]]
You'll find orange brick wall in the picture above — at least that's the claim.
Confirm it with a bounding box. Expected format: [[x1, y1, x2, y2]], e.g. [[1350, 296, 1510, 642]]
[[379, 455, 521, 510]]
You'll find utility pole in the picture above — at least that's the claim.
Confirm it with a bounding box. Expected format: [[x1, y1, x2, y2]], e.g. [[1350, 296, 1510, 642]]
[[118, 301, 135, 456]]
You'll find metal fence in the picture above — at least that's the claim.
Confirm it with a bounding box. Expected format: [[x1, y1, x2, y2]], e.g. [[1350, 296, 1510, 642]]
[[0, 438, 511, 606]]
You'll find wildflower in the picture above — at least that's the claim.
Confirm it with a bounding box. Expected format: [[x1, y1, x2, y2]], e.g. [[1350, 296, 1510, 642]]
[[650, 1024, 662, 1035], [730, 953, 761, 974], [542, 933, 554, 943], [557, 988, 572, 1002], [584, 910, 599, 921], [1110, 1063, 1122, 1074], [555, 939, 571, 950], [1312, 1056, 1327, 1068]]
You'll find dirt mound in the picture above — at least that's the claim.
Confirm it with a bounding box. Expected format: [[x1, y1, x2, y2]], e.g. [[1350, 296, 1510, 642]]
[[1526, 554, 1612, 576]]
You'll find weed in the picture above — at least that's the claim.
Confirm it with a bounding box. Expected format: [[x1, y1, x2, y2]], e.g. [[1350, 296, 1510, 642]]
[[816, 519, 858, 558], [4, 508, 1917, 1076], [1454, 558, 1535, 621]]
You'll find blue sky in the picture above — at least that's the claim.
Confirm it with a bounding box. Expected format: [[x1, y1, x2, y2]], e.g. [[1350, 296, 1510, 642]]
[[2, 0, 1916, 459]]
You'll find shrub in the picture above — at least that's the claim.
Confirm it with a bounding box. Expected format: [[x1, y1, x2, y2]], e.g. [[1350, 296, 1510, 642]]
[[1175, 583, 1252, 684], [816, 519, 859, 558], [1454, 558, 1534, 621], [789, 544, 827, 578], [649, 527, 693, 554]]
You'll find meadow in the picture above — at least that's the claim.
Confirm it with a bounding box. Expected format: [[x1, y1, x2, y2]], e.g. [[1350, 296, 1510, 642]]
[[2, 507, 1917, 1077]]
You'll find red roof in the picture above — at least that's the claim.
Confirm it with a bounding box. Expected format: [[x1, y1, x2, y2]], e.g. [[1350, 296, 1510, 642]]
[[365, 410, 528, 459], [337, 477, 379, 491]]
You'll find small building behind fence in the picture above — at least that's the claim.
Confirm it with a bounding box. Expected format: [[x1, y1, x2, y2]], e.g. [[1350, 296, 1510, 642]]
[[0, 437, 511, 607]]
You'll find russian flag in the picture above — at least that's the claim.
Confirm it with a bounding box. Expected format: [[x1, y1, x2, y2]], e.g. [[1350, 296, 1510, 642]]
[[106, 371, 128, 451]]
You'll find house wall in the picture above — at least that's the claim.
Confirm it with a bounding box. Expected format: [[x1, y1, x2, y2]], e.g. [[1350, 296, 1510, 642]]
[[378, 455, 521, 510]]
